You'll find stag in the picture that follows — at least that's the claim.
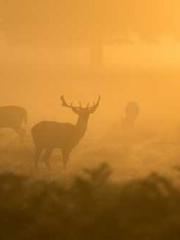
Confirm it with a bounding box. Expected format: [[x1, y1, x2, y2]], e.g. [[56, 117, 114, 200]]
[[31, 96, 100, 167], [0, 106, 27, 136]]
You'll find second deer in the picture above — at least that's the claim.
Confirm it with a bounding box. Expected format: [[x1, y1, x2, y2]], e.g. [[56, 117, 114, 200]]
[[31, 96, 100, 168]]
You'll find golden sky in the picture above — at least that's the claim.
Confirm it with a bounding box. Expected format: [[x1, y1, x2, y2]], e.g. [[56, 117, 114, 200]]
[[0, 0, 179, 45]]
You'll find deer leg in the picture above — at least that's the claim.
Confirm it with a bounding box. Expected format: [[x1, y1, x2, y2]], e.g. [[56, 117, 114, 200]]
[[62, 149, 70, 168], [42, 148, 53, 168]]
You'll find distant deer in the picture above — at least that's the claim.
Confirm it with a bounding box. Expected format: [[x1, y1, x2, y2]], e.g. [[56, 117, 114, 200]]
[[0, 106, 27, 137], [122, 102, 139, 130], [31, 95, 100, 168], [121, 101, 139, 144]]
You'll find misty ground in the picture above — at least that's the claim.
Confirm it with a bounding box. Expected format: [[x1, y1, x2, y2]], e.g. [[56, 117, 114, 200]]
[[0, 126, 179, 183]]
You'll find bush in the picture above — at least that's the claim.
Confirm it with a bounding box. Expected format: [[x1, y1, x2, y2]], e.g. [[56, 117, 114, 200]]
[[0, 166, 180, 240]]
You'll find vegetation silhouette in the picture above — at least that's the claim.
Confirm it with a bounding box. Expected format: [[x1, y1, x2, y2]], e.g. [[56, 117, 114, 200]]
[[0, 106, 27, 137], [0, 168, 180, 240], [31, 96, 100, 168]]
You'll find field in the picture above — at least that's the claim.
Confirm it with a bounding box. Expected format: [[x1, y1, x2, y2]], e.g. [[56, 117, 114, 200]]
[[0, 130, 180, 239]]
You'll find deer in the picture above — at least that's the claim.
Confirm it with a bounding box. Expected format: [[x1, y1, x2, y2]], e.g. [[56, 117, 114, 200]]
[[121, 102, 139, 131], [0, 105, 27, 137], [31, 95, 100, 168]]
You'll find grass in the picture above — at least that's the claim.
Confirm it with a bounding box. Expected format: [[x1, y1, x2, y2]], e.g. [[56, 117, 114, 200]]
[[0, 162, 180, 240]]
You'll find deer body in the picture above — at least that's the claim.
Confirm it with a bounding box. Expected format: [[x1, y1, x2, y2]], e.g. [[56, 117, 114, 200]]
[[32, 96, 100, 167], [0, 106, 27, 136], [32, 119, 88, 151]]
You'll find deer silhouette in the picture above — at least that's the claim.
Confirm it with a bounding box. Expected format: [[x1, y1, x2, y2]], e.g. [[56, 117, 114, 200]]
[[0, 106, 27, 137], [31, 96, 100, 168], [121, 102, 139, 133], [121, 101, 139, 144]]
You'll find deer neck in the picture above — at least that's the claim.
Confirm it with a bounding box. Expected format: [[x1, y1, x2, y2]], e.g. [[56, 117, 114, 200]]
[[75, 115, 89, 139]]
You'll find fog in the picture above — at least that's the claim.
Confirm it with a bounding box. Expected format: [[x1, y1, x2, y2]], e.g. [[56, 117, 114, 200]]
[[1, 40, 180, 141], [0, 0, 180, 182]]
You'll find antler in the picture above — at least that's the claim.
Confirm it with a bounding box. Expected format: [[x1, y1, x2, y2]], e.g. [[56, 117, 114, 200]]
[[60, 95, 80, 113], [60, 95, 100, 113], [61, 95, 72, 108], [88, 96, 100, 113]]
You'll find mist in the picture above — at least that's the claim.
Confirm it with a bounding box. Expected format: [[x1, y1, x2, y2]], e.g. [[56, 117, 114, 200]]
[[2, 1, 180, 239]]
